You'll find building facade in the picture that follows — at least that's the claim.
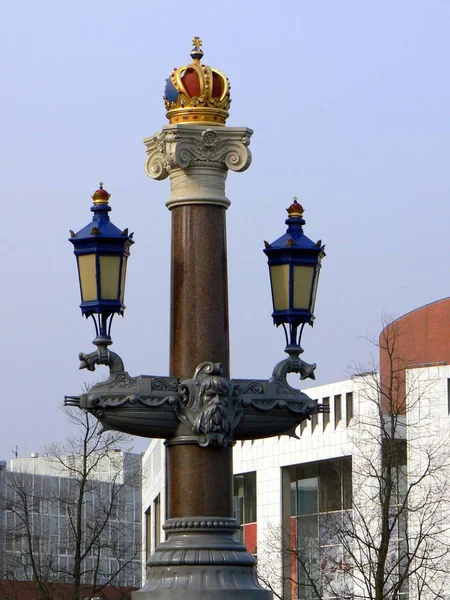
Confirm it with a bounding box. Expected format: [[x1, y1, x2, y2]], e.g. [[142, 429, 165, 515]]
[[141, 299, 450, 600], [0, 451, 142, 598]]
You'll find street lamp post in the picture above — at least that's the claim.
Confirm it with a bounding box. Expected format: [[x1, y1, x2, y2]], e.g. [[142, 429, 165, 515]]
[[66, 39, 326, 600]]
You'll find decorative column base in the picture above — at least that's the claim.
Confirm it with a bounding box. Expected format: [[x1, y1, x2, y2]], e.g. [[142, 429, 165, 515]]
[[133, 518, 271, 600]]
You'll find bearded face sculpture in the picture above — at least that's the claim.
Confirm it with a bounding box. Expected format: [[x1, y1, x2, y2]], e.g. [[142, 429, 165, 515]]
[[194, 375, 231, 436]]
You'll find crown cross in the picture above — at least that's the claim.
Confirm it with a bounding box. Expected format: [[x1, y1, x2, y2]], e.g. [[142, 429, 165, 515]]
[[192, 37, 202, 51]]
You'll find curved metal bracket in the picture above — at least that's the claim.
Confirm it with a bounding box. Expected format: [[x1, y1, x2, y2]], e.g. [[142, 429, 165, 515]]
[[272, 356, 317, 381], [77, 337, 125, 373], [78, 349, 125, 373], [271, 343, 316, 381]]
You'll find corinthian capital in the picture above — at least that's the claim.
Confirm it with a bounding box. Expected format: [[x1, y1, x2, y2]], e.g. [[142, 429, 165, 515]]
[[144, 125, 252, 174], [143, 124, 253, 209]]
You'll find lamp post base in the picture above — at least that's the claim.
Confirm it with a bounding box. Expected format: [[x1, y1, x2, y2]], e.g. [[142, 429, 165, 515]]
[[133, 518, 272, 600]]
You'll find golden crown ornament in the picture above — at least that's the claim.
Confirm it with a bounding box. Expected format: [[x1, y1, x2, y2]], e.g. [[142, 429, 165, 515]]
[[163, 37, 231, 126]]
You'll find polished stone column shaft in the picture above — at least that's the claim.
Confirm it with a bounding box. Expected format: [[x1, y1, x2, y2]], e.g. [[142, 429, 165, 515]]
[[145, 125, 252, 519]]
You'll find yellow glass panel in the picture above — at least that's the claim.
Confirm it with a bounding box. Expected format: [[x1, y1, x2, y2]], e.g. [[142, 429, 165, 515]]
[[270, 264, 290, 311], [99, 255, 120, 299], [310, 267, 321, 314], [119, 256, 128, 304], [78, 254, 97, 302], [293, 265, 314, 309]]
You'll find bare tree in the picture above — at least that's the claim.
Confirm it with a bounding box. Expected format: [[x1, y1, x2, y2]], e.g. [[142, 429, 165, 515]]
[[257, 315, 450, 600], [0, 408, 141, 600], [0, 468, 63, 600]]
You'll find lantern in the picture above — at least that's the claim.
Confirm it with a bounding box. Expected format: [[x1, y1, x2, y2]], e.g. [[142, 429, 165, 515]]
[[69, 183, 134, 341], [264, 199, 325, 348]]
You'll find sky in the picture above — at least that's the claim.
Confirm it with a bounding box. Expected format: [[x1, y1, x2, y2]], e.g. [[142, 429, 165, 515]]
[[1, 0, 449, 461]]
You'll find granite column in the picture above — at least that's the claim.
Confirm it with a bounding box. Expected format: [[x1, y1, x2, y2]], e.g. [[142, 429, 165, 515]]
[[144, 124, 252, 520]]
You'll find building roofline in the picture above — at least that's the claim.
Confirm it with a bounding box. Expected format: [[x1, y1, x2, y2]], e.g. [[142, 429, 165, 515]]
[[381, 297, 450, 332]]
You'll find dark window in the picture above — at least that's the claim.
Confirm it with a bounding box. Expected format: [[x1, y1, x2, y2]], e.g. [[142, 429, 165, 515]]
[[334, 395, 341, 427], [319, 460, 352, 512], [322, 397, 330, 430], [288, 459, 352, 517], [154, 494, 161, 549], [346, 392, 353, 425], [145, 506, 152, 561], [233, 472, 257, 524]]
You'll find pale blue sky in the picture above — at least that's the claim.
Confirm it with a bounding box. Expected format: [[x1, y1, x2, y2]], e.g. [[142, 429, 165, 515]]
[[1, 1, 449, 460]]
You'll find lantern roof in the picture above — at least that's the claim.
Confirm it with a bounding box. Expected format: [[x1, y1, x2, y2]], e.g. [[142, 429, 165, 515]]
[[264, 198, 325, 255], [69, 183, 134, 244]]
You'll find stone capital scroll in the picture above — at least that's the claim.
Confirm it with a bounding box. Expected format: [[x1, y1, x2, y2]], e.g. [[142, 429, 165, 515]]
[[143, 124, 253, 209]]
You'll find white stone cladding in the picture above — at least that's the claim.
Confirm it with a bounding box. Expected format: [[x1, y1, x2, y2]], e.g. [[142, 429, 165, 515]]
[[405, 366, 450, 600]]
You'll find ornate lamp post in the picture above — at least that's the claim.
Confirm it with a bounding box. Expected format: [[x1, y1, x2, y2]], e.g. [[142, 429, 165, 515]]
[[66, 38, 326, 600], [69, 183, 134, 363], [264, 197, 326, 379]]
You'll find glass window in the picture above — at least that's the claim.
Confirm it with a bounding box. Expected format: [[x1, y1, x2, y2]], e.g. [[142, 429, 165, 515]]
[[285, 458, 353, 600], [319, 462, 341, 512], [233, 472, 257, 524], [145, 506, 152, 561], [154, 494, 161, 549], [297, 477, 318, 515]]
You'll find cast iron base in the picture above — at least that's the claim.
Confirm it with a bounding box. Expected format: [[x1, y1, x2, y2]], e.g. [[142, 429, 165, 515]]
[[132, 518, 272, 600]]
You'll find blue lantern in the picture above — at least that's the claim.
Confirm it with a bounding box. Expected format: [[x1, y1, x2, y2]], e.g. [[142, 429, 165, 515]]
[[69, 183, 134, 343], [264, 198, 325, 350]]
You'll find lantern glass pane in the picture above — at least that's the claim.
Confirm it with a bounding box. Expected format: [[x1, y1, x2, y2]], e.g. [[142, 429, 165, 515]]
[[120, 255, 128, 304], [310, 267, 320, 314], [99, 255, 121, 300], [78, 254, 97, 302], [293, 265, 315, 310], [270, 264, 290, 311]]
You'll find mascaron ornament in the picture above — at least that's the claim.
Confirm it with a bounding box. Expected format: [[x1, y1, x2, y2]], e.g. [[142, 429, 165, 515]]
[[164, 37, 231, 126]]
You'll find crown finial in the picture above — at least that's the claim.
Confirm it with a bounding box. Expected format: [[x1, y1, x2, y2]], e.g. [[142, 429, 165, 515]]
[[190, 36, 204, 61], [287, 197, 304, 218], [164, 37, 230, 125], [92, 182, 111, 205]]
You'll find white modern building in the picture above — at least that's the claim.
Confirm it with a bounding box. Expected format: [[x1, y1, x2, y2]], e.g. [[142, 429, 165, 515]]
[[0, 450, 142, 593], [141, 299, 450, 600]]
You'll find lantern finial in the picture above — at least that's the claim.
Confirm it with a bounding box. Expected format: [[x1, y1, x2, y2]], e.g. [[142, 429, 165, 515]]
[[287, 197, 304, 218], [92, 182, 111, 206]]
